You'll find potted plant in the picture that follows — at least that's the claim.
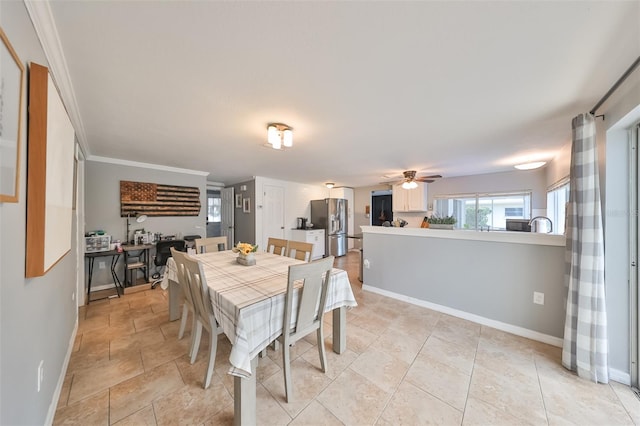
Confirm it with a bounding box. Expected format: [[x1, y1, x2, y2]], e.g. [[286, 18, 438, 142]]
[[427, 215, 456, 230]]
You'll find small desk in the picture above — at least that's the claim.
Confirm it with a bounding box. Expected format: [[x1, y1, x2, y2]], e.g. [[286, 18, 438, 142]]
[[122, 243, 153, 286], [85, 250, 122, 303]]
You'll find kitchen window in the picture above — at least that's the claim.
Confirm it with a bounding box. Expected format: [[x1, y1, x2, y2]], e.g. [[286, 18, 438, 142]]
[[546, 178, 569, 235], [433, 191, 532, 231]]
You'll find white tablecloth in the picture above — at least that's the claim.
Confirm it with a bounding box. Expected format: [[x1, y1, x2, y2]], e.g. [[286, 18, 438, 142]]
[[162, 251, 357, 377]]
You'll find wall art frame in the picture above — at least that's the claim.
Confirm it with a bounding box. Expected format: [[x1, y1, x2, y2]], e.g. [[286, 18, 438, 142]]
[[25, 63, 75, 277], [243, 197, 251, 213], [0, 28, 25, 203], [235, 193, 242, 208]]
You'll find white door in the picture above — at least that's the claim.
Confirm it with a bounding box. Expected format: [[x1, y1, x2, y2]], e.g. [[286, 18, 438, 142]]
[[262, 185, 285, 249], [221, 187, 235, 248]]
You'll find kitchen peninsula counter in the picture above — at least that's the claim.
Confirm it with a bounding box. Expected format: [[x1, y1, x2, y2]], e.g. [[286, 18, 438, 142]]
[[360, 226, 566, 345]]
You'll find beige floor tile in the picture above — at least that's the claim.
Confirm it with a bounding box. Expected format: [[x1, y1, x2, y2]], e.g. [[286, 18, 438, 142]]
[[133, 310, 171, 333], [78, 312, 111, 334], [349, 348, 409, 393], [67, 340, 110, 374], [153, 379, 232, 426], [317, 369, 390, 425], [610, 381, 640, 424], [350, 307, 394, 336], [345, 323, 378, 354], [374, 327, 426, 365], [430, 315, 480, 351], [475, 338, 538, 384], [80, 323, 136, 350], [420, 334, 477, 376], [53, 389, 109, 425], [300, 338, 359, 380], [109, 361, 185, 423], [262, 357, 333, 418], [112, 405, 157, 426], [462, 396, 530, 425], [110, 327, 166, 358], [469, 364, 546, 424], [377, 381, 463, 425], [202, 402, 234, 426], [405, 352, 470, 411], [289, 400, 343, 426], [256, 351, 282, 383], [68, 353, 144, 405], [159, 316, 192, 340], [140, 336, 191, 371], [256, 382, 293, 425], [387, 309, 439, 343], [56, 373, 73, 409]]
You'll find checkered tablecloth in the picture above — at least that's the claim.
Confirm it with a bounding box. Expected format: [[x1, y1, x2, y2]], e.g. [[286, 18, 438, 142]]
[[162, 250, 357, 377]]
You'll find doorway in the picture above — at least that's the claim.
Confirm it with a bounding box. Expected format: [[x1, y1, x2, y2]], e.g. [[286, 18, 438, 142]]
[[206, 189, 222, 237], [371, 190, 392, 226]]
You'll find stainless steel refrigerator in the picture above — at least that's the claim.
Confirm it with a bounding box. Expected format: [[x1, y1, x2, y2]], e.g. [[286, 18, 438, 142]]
[[311, 198, 348, 257]]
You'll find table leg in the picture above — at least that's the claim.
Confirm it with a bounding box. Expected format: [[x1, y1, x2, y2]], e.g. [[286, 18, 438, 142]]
[[87, 257, 95, 304], [332, 306, 346, 354], [234, 356, 257, 426]]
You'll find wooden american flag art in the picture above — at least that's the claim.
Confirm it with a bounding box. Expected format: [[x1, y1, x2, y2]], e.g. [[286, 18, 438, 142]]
[[120, 180, 201, 217]]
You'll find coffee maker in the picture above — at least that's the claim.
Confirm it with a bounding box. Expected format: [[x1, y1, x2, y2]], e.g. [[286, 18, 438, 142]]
[[296, 217, 308, 229]]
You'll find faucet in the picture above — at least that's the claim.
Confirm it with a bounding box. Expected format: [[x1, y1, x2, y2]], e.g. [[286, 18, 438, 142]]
[[528, 216, 553, 233]]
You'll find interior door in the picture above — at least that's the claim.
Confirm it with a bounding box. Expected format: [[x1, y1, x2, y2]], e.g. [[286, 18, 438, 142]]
[[262, 185, 285, 249], [206, 189, 222, 237], [221, 187, 234, 248], [633, 124, 640, 391]]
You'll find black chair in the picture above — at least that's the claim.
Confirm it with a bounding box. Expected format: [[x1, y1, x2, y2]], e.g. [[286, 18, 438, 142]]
[[151, 239, 186, 289]]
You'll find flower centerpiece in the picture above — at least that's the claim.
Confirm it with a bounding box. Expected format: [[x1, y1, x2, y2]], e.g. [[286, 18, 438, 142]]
[[233, 242, 258, 266]]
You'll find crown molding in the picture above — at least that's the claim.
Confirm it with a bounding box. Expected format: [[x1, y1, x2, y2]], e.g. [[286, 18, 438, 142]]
[[87, 155, 210, 177], [24, 0, 90, 158]]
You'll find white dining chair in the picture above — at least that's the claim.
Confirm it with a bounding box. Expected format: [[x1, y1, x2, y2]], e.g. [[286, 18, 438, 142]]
[[182, 253, 224, 389], [286, 240, 314, 262], [267, 237, 288, 256], [169, 248, 197, 345], [277, 255, 335, 402], [194, 236, 227, 254]]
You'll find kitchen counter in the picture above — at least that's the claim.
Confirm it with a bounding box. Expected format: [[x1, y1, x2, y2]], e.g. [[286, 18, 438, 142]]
[[360, 225, 566, 346]]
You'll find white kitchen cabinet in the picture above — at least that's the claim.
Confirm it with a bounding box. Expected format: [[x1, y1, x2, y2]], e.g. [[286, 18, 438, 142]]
[[392, 183, 428, 212], [290, 229, 325, 260]]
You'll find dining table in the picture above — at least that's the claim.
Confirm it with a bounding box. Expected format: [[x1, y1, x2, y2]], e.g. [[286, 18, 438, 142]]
[[161, 250, 358, 425]]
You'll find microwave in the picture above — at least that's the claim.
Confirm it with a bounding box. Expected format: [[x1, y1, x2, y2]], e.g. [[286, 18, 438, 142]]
[[505, 219, 531, 232]]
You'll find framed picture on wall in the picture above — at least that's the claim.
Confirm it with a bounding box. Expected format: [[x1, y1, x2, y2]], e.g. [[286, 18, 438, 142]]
[[0, 28, 26, 203], [235, 193, 242, 208], [243, 198, 251, 213]]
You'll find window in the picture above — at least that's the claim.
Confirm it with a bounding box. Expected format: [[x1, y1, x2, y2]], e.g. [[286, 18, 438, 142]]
[[546, 179, 569, 235], [434, 191, 532, 231], [208, 196, 221, 223]]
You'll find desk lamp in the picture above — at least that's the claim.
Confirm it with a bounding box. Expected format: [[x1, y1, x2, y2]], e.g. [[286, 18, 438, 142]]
[[126, 212, 147, 244]]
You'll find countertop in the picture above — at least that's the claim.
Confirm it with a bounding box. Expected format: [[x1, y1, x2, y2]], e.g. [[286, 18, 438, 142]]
[[360, 225, 565, 247]]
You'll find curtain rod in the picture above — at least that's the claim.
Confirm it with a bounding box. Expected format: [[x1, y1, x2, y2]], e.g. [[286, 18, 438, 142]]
[[590, 55, 640, 116]]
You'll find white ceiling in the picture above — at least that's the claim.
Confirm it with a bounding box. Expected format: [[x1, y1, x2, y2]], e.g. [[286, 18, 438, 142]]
[[47, 1, 639, 187]]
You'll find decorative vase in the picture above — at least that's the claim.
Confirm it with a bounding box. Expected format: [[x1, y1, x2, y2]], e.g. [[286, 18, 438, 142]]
[[237, 252, 256, 266]]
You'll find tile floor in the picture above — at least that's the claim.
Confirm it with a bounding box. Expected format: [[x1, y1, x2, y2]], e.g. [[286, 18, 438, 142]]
[[55, 251, 640, 425]]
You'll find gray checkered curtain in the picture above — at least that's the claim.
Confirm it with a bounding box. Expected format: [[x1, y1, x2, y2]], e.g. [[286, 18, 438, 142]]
[[561, 113, 608, 383]]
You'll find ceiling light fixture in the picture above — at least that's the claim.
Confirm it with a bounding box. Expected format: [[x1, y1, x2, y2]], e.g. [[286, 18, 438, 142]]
[[266, 123, 293, 150], [325, 182, 335, 189], [514, 161, 546, 170], [402, 180, 418, 190]]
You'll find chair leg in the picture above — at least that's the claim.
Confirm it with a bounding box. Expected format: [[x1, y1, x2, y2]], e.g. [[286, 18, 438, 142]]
[[188, 315, 198, 358], [317, 325, 327, 373], [178, 304, 189, 339], [203, 325, 218, 389], [282, 339, 292, 403], [191, 321, 203, 364]]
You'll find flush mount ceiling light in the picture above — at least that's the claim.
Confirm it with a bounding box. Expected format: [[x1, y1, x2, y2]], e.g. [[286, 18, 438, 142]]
[[325, 182, 335, 189], [266, 123, 293, 150], [514, 161, 547, 170]]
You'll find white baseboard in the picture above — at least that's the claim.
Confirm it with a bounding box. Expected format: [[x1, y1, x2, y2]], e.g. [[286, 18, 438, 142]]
[[362, 284, 563, 348], [45, 318, 78, 426], [609, 368, 631, 385]]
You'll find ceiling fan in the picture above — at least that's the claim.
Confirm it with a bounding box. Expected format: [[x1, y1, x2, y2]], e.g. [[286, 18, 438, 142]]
[[381, 170, 443, 189]]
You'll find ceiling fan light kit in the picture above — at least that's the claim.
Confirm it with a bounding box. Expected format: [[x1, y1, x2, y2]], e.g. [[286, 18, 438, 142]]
[[382, 170, 443, 189]]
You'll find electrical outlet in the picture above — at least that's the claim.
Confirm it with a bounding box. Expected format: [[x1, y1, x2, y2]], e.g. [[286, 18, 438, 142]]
[[98, 261, 106, 269], [71, 291, 75, 301], [533, 292, 544, 305], [363, 259, 371, 269], [37, 360, 44, 392]]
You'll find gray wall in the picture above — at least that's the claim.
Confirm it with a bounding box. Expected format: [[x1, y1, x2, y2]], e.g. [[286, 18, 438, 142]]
[[0, 3, 78, 424], [231, 180, 256, 245], [85, 160, 207, 287], [363, 232, 566, 338]]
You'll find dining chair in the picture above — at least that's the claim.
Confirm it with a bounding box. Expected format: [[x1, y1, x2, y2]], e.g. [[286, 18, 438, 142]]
[[277, 255, 335, 402], [182, 253, 224, 389], [286, 240, 314, 262], [267, 237, 288, 256], [169, 248, 197, 346], [194, 236, 227, 254]]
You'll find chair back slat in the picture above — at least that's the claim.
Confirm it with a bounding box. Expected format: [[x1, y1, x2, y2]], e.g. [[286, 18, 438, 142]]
[[194, 236, 227, 254], [267, 237, 288, 256], [287, 240, 314, 262], [170, 248, 196, 310]]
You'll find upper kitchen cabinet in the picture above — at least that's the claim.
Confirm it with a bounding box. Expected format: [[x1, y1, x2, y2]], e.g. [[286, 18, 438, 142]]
[[392, 183, 428, 212]]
